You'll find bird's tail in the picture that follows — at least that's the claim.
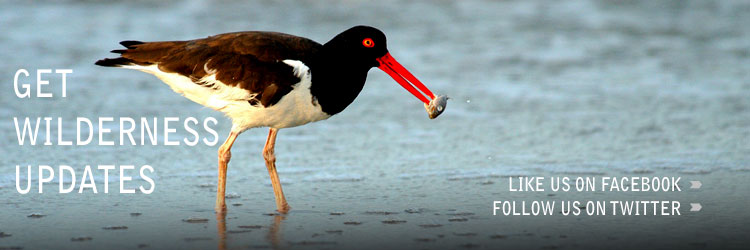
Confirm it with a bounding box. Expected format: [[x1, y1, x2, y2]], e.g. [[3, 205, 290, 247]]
[[96, 40, 186, 67], [95, 41, 146, 67]]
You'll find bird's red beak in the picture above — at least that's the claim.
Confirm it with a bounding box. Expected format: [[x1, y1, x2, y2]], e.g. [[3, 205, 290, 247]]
[[377, 53, 435, 104]]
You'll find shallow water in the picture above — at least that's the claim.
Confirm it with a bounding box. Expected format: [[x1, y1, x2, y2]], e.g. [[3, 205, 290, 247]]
[[2, 0, 749, 249]]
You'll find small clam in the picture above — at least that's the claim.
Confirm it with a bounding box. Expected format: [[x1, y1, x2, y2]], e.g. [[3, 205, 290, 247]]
[[424, 95, 448, 119]]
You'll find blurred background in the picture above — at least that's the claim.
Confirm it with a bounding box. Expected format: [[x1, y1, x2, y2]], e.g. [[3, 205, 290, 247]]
[[1, 0, 748, 249]]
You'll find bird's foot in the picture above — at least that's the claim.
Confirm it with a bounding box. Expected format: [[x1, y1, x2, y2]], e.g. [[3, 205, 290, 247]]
[[277, 203, 291, 214], [215, 200, 227, 214]]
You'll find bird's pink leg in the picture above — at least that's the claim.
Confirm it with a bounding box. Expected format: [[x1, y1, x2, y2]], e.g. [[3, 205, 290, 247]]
[[216, 131, 239, 212], [263, 128, 290, 213]]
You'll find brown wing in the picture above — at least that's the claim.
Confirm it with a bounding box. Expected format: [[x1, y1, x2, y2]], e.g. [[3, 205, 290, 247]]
[[96, 31, 322, 107]]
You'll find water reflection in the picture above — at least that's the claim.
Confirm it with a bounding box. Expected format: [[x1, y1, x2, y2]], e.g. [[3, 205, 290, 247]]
[[268, 214, 286, 250], [215, 209, 286, 250], [216, 209, 227, 250]]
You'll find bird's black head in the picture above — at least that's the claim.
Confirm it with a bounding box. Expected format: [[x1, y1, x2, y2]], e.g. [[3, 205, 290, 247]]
[[314, 25, 439, 117], [324, 25, 388, 68]]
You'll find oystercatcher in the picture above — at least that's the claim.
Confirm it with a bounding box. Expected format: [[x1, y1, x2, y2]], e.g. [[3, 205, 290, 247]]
[[96, 26, 446, 213]]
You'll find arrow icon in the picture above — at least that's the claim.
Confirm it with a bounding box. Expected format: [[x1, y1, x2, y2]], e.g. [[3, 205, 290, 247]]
[[690, 203, 702, 212], [690, 181, 702, 189]]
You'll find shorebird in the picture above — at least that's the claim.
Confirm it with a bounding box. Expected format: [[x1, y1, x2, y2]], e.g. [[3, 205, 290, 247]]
[[96, 25, 446, 213]]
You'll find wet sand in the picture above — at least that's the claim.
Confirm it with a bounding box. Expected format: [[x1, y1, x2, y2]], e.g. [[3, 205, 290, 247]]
[[1, 172, 748, 249], [2, 0, 749, 249]]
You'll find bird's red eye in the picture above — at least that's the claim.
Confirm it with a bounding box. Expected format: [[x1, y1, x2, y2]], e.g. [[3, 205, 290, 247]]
[[362, 38, 374, 48]]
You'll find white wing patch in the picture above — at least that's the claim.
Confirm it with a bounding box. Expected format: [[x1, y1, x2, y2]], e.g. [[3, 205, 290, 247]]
[[122, 64, 254, 110], [283, 59, 310, 79], [198, 73, 257, 110], [122, 60, 330, 132]]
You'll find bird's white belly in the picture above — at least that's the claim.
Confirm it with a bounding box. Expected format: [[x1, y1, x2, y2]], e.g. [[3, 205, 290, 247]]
[[221, 80, 331, 131], [125, 60, 330, 132]]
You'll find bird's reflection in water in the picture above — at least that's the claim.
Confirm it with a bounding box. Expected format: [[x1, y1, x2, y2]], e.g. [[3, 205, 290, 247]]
[[215, 209, 286, 250], [268, 214, 286, 249], [216, 209, 227, 250]]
